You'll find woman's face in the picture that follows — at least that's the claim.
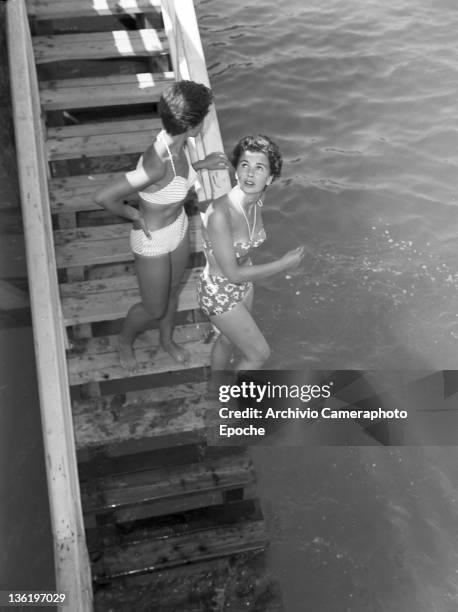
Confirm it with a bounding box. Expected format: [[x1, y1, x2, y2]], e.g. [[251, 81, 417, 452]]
[[236, 150, 272, 194]]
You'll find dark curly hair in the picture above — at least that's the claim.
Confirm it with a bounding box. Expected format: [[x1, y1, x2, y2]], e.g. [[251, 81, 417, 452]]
[[230, 134, 283, 181], [158, 80, 213, 135]]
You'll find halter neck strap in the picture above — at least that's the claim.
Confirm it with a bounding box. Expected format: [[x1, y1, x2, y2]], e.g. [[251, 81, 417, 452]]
[[158, 130, 177, 177]]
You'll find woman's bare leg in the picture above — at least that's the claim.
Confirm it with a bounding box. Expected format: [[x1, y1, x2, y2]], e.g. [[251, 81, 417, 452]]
[[210, 293, 270, 372], [119, 252, 171, 371], [119, 227, 191, 370], [158, 230, 191, 363]]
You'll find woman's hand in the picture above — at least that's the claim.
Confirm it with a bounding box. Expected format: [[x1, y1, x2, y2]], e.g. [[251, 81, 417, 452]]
[[132, 213, 151, 239], [281, 246, 305, 270], [198, 152, 230, 171]]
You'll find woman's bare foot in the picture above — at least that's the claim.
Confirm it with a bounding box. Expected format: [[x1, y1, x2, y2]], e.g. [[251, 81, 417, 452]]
[[118, 335, 138, 373], [161, 340, 191, 364]]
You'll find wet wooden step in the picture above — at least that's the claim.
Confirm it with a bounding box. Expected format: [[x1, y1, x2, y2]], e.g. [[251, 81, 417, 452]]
[[61, 267, 203, 325], [50, 173, 138, 214], [54, 216, 203, 268], [92, 519, 268, 581], [40, 72, 175, 110], [47, 117, 162, 161], [81, 451, 255, 521], [33, 29, 168, 64], [27, 0, 162, 20], [72, 382, 208, 450], [67, 323, 212, 385]]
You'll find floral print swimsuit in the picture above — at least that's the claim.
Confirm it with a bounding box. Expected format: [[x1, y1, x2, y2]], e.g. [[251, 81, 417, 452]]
[[197, 225, 266, 317]]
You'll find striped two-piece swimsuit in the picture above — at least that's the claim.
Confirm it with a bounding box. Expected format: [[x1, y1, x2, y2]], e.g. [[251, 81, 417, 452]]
[[130, 130, 198, 257]]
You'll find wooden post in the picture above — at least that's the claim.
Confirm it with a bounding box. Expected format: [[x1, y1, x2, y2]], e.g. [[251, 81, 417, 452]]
[[162, 0, 231, 201], [6, 1, 93, 609]]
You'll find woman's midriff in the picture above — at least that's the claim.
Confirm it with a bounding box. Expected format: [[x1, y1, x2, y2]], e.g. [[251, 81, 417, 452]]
[[139, 199, 184, 230], [205, 254, 252, 278]]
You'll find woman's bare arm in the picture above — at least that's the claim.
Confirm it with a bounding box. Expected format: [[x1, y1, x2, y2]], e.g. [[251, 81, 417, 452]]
[[208, 202, 303, 282]]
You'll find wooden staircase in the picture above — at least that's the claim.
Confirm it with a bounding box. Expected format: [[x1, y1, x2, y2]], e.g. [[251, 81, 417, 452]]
[[9, 0, 275, 609]]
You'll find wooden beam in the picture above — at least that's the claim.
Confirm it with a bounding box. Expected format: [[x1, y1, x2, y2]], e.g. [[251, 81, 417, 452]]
[[47, 117, 162, 160], [72, 381, 208, 450], [92, 519, 268, 580], [162, 0, 231, 200], [33, 29, 169, 63], [40, 72, 175, 110], [81, 451, 255, 518], [26, 0, 162, 20], [7, 0, 92, 605]]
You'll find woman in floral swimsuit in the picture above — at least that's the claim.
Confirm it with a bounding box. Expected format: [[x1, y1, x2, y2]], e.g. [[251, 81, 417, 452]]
[[197, 134, 305, 378]]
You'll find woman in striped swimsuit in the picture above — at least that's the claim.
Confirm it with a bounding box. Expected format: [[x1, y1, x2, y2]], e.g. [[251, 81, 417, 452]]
[[94, 81, 229, 371]]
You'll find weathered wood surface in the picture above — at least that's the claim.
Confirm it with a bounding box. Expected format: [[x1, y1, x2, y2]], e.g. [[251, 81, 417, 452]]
[[162, 0, 231, 201], [33, 30, 168, 63], [81, 452, 254, 518], [67, 323, 212, 384], [61, 266, 203, 325], [54, 216, 203, 268], [92, 519, 268, 580], [50, 173, 136, 213], [47, 120, 162, 161], [7, 0, 93, 606], [27, 0, 162, 20], [39, 72, 175, 110], [72, 382, 208, 449]]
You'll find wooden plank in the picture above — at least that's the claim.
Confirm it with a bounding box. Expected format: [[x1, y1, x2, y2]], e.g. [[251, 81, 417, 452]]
[[49, 173, 133, 213], [54, 216, 203, 268], [61, 266, 203, 325], [72, 382, 208, 449], [93, 519, 268, 580], [67, 324, 212, 385], [47, 117, 162, 160], [40, 72, 175, 110], [162, 0, 231, 200], [33, 29, 169, 63], [82, 452, 254, 517], [6, 0, 92, 605], [27, 0, 162, 20]]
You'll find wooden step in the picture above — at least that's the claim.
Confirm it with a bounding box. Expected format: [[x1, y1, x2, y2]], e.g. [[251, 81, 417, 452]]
[[67, 323, 212, 385], [47, 117, 162, 161], [72, 382, 208, 450], [54, 216, 203, 268], [78, 444, 244, 482], [27, 0, 162, 20], [92, 519, 268, 581], [33, 29, 168, 64], [81, 451, 255, 521], [40, 72, 175, 110], [50, 173, 138, 214], [61, 266, 203, 325]]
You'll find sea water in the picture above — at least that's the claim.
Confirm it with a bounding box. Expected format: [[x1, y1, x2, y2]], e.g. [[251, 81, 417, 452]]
[[197, 2, 458, 610], [198, 0, 458, 370]]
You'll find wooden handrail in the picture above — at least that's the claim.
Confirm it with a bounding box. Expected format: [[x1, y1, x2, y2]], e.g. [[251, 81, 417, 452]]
[[6, 1, 93, 609], [162, 0, 231, 201]]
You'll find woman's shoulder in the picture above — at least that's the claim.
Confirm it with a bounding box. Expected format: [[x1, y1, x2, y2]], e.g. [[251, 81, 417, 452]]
[[141, 140, 167, 180], [206, 196, 232, 229]]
